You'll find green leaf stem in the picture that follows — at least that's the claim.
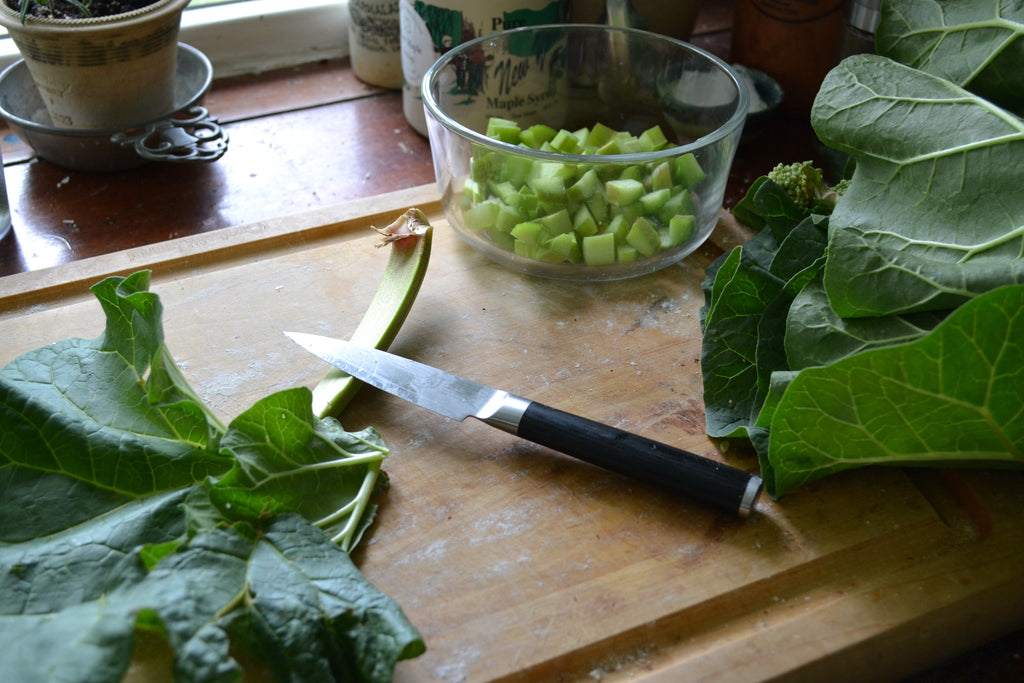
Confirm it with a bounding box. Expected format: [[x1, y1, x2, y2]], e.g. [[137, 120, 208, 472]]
[[312, 208, 433, 418]]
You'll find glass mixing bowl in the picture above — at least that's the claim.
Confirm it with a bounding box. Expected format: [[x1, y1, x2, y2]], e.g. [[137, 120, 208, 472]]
[[422, 24, 748, 281]]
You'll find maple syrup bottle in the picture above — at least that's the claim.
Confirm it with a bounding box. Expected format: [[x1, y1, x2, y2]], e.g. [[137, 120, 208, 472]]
[[400, 0, 571, 135], [731, 0, 846, 116]]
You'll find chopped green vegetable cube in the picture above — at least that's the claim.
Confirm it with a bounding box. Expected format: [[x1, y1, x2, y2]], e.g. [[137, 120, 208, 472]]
[[486, 117, 521, 144], [567, 168, 602, 203], [595, 160, 626, 181], [650, 161, 673, 191], [513, 239, 539, 259], [489, 227, 515, 251], [617, 244, 638, 263], [626, 216, 661, 257], [639, 125, 669, 152], [605, 213, 629, 244], [586, 122, 618, 148], [495, 204, 523, 233], [500, 154, 534, 185], [586, 192, 609, 223], [606, 178, 645, 206], [529, 174, 565, 201], [551, 128, 582, 154], [546, 232, 580, 262], [611, 202, 643, 227], [540, 208, 573, 235], [640, 188, 671, 213], [534, 246, 568, 263], [462, 177, 485, 204], [666, 214, 696, 246], [531, 159, 577, 182], [517, 188, 539, 215], [582, 232, 617, 265], [488, 180, 518, 205], [657, 188, 696, 224], [573, 205, 599, 237], [616, 134, 643, 154], [618, 165, 643, 182], [520, 123, 557, 148], [511, 221, 548, 245], [462, 200, 500, 231], [673, 152, 706, 187], [470, 151, 493, 182], [538, 197, 567, 216], [596, 137, 624, 155]]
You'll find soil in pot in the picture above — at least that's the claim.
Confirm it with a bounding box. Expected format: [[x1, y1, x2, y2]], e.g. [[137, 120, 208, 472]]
[[4, 1, 156, 20]]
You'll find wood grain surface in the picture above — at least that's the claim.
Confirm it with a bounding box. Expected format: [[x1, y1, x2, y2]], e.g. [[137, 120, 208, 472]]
[[2, 187, 1022, 682], [1, 1, 1022, 678]]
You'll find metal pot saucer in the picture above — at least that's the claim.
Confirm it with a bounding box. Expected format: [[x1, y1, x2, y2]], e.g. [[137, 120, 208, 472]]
[[0, 43, 228, 172]]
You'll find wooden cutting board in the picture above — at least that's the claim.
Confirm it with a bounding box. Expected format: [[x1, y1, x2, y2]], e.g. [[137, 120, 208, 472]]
[[2, 184, 1023, 682]]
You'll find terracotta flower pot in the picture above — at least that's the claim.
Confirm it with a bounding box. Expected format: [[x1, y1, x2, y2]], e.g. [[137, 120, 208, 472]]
[[0, 0, 190, 129]]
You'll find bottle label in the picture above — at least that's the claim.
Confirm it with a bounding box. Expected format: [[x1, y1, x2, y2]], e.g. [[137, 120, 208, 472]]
[[350, 0, 401, 55], [401, 0, 568, 134]]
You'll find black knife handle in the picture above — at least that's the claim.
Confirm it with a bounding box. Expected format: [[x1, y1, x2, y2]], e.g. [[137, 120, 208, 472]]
[[516, 402, 762, 517]]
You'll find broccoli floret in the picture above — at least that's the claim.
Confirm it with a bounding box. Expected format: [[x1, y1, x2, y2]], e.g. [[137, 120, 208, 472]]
[[731, 161, 850, 231], [767, 161, 846, 214]]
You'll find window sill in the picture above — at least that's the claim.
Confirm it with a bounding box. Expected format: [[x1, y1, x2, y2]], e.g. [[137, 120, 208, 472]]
[[0, 0, 350, 78]]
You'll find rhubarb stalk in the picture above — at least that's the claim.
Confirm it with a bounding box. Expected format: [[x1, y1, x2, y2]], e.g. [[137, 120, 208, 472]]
[[311, 208, 433, 418]]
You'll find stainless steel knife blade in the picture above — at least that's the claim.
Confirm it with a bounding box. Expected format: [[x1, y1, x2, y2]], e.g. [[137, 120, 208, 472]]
[[286, 331, 529, 431], [286, 331, 762, 517]]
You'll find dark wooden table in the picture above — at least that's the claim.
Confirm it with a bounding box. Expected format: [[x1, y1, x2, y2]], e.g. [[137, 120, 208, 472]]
[[0, 3, 1021, 680]]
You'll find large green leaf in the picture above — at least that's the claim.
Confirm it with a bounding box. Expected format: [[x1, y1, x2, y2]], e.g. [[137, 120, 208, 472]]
[[211, 387, 389, 551], [876, 0, 1024, 114], [784, 277, 946, 370], [0, 272, 232, 541], [761, 284, 1024, 497], [700, 181, 828, 439], [0, 272, 424, 681], [0, 490, 189, 616], [1, 515, 423, 683], [812, 54, 1024, 317], [701, 5, 1024, 498], [700, 242, 782, 438]]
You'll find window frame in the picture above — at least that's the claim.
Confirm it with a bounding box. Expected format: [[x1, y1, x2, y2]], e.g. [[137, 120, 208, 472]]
[[0, 0, 351, 76]]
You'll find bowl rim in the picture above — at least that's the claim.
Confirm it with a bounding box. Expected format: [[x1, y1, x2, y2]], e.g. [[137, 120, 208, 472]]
[[422, 23, 750, 163]]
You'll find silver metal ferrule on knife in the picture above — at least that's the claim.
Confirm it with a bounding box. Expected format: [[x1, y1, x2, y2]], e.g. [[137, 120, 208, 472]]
[[475, 392, 532, 434]]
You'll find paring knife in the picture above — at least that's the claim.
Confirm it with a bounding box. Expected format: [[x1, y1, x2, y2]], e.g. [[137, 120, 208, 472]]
[[286, 332, 763, 517]]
